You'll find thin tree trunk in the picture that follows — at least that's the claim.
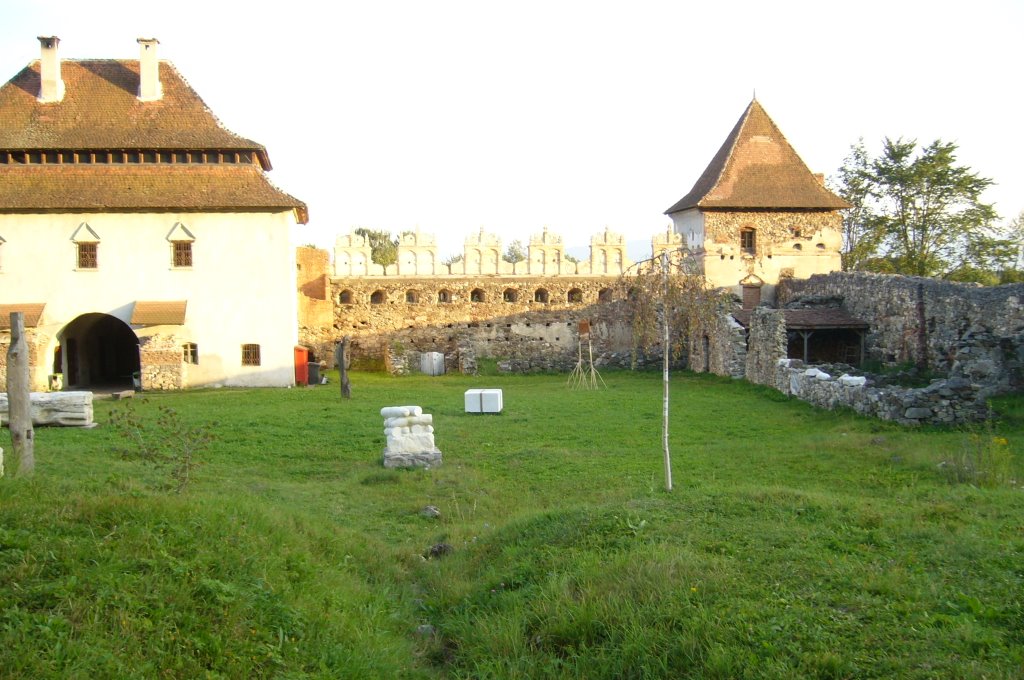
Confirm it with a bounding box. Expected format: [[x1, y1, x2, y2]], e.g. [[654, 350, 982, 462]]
[[661, 252, 672, 492], [7, 312, 35, 476]]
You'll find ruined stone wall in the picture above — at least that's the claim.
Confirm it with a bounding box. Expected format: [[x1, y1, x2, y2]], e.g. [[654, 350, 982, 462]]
[[778, 273, 1024, 393], [297, 246, 341, 363], [326, 276, 649, 374], [766, 359, 988, 426], [743, 308, 787, 386], [688, 311, 748, 379]]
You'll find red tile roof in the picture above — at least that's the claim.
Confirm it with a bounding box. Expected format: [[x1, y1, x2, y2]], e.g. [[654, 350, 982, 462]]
[[131, 300, 186, 325], [665, 100, 849, 213], [0, 164, 307, 221], [0, 60, 270, 166], [732, 308, 868, 330], [0, 303, 46, 329]]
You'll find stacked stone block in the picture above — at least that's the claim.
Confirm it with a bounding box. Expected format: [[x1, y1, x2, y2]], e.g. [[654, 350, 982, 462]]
[[381, 405, 442, 468]]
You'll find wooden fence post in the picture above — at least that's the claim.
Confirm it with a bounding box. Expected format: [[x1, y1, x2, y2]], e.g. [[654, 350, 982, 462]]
[[7, 312, 35, 476]]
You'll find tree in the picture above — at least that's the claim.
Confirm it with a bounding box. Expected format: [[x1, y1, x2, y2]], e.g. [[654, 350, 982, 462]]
[[831, 140, 884, 271], [354, 228, 399, 267], [617, 251, 728, 492], [833, 138, 1001, 278], [502, 240, 526, 264]]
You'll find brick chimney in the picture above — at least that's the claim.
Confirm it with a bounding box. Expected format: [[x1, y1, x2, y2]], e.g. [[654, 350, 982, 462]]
[[137, 38, 162, 101], [37, 36, 65, 103]]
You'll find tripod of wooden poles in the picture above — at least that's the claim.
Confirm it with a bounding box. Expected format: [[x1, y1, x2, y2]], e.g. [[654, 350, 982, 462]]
[[567, 319, 606, 390]]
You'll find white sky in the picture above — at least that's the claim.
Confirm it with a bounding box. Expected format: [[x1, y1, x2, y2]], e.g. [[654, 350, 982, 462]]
[[2, 0, 1021, 260]]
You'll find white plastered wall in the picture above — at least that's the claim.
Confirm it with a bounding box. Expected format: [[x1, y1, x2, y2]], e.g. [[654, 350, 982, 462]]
[[0, 210, 299, 388]]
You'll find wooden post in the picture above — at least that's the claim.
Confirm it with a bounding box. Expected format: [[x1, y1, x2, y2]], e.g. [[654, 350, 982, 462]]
[[335, 336, 351, 400], [7, 312, 35, 476]]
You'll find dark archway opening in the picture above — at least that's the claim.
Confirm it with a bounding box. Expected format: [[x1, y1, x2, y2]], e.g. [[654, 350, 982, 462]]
[[58, 313, 140, 389]]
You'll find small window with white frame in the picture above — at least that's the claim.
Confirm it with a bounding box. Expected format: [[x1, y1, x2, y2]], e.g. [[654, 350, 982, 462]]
[[183, 342, 199, 365], [71, 222, 101, 270], [167, 222, 195, 268]]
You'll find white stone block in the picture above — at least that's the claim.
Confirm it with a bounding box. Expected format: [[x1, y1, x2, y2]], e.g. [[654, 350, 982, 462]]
[[465, 389, 503, 413], [381, 406, 411, 418], [839, 374, 867, 387]]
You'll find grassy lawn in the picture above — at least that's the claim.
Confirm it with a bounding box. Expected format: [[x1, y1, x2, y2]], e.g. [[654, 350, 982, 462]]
[[1, 370, 1022, 678]]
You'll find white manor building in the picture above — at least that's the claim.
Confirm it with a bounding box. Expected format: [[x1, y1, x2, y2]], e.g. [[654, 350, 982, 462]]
[[0, 37, 307, 391]]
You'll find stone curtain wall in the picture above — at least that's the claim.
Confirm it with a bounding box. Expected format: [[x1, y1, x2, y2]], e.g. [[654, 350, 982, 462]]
[[779, 273, 1024, 393], [328, 276, 646, 374]]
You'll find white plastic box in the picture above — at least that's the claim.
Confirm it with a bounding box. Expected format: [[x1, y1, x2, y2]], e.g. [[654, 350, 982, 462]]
[[464, 388, 503, 413]]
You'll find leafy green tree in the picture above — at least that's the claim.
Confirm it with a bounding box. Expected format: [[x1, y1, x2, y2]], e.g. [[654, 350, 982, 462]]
[[833, 138, 1001, 278], [831, 140, 884, 271], [502, 240, 526, 264], [354, 228, 399, 267]]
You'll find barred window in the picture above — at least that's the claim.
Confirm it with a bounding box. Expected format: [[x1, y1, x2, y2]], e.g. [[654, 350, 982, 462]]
[[77, 242, 98, 269], [173, 241, 193, 267], [183, 343, 199, 365], [241, 344, 261, 366]]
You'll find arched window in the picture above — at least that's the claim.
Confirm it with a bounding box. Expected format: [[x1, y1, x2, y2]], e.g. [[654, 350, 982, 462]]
[[534, 288, 549, 303], [370, 290, 386, 305], [339, 289, 354, 304], [598, 288, 612, 302], [438, 289, 451, 303], [405, 290, 419, 303], [567, 288, 583, 303], [503, 288, 519, 302], [470, 288, 485, 303]]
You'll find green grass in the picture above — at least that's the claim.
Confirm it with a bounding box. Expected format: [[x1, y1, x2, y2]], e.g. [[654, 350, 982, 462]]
[[2, 371, 1023, 678]]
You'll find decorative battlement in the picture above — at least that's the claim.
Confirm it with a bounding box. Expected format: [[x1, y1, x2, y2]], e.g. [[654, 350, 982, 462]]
[[334, 226, 640, 278]]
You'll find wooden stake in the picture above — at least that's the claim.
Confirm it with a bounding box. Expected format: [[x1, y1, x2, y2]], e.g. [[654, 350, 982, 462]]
[[7, 312, 35, 477]]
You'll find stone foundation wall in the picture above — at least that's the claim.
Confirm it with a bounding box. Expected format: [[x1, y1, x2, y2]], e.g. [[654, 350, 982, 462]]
[[0, 329, 52, 392], [778, 273, 1024, 393], [138, 334, 183, 391]]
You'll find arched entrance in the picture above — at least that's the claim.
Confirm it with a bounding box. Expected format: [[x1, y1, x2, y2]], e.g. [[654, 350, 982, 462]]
[[58, 313, 140, 389]]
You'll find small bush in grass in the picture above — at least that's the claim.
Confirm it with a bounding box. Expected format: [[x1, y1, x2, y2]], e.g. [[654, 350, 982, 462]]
[[110, 399, 216, 492], [942, 430, 1013, 487]]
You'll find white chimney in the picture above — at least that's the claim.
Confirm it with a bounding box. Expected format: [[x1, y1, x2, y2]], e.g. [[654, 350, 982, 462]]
[[37, 36, 65, 103], [137, 38, 162, 101]]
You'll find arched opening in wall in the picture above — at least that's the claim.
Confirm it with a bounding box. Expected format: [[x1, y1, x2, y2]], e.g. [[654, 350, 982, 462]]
[[57, 313, 140, 390], [405, 290, 419, 303], [339, 289, 354, 304], [370, 290, 386, 304], [567, 288, 583, 303], [793, 243, 802, 251], [816, 243, 826, 250], [437, 289, 451, 303], [534, 288, 549, 303], [470, 288, 485, 303], [503, 288, 519, 302], [740, 228, 756, 255], [598, 288, 612, 302]]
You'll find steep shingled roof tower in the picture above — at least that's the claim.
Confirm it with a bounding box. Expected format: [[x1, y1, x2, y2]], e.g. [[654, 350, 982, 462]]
[[665, 99, 848, 214]]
